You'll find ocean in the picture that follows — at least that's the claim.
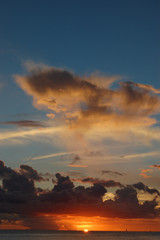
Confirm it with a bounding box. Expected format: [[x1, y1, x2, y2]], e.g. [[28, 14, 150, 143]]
[[0, 231, 160, 240]]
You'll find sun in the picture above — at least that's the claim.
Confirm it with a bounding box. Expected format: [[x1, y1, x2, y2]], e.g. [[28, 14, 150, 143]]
[[83, 229, 89, 233]]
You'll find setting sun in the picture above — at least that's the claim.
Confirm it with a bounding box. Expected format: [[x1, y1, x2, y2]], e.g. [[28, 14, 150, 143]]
[[83, 229, 89, 233]]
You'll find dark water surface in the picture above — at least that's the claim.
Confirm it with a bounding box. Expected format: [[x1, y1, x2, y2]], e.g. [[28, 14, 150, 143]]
[[0, 230, 160, 240]]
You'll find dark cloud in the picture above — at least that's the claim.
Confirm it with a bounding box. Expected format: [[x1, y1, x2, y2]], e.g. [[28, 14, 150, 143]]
[[70, 155, 81, 165], [16, 67, 99, 97], [0, 161, 50, 197], [76, 177, 123, 188], [86, 183, 107, 198], [0, 162, 160, 229], [101, 170, 124, 176], [116, 186, 138, 205], [119, 81, 160, 116], [3, 174, 35, 194], [23, 216, 59, 230], [20, 165, 44, 182], [0, 161, 35, 195], [133, 182, 160, 196], [0, 161, 15, 179], [103, 186, 159, 219], [0, 120, 44, 127], [53, 173, 74, 192]]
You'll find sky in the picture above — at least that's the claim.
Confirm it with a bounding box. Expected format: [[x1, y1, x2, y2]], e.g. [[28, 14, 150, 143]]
[[0, 0, 160, 231]]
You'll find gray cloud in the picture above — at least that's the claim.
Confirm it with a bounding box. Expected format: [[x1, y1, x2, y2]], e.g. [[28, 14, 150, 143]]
[[75, 177, 123, 188], [0, 161, 159, 230], [70, 154, 81, 165], [101, 170, 124, 176], [133, 182, 160, 196], [20, 165, 44, 182], [0, 120, 44, 128]]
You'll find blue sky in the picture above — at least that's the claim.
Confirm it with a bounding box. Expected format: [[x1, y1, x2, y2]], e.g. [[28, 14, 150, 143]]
[[1, 0, 159, 80], [0, 0, 160, 194]]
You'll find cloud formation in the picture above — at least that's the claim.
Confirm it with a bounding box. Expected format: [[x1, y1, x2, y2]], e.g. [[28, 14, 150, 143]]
[[70, 154, 81, 165], [19, 165, 44, 182], [139, 169, 153, 178], [72, 177, 123, 188], [150, 164, 160, 170], [133, 182, 160, 196], [0, 161, 159, 230], [15, 64, 160, 129], [101, 170, 124, 176], [0, 125, 63, 144], [0, 120, 44, 128]]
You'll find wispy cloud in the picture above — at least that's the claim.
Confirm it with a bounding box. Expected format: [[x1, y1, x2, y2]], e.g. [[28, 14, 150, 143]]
[[117, 151, 160, 160], [150, 164, 160, 170], [139, 164, 160, 178], [0, 120, 44, 128], [101, 170, 124, 176], [139, 169, 153, 178], [78, 150, 160, 165], [0, 125, 64, 143], [30, 151, 81, 161], [68, 164, 87, 168]]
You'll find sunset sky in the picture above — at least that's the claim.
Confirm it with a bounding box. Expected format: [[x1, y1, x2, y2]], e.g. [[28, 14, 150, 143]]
[[0, 0, 160, 231]]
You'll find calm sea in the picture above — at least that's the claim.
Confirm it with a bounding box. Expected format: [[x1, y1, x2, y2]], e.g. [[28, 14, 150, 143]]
[[0, 230, 160, 240]]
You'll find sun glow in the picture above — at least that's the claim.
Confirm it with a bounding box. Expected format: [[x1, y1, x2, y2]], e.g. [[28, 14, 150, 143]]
[[83, 229, 89, 233]]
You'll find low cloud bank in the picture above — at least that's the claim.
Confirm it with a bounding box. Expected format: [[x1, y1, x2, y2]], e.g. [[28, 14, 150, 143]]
[[0, 161, 159, 229]]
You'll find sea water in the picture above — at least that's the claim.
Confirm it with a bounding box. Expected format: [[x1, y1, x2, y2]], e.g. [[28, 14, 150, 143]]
[[0, 230, 160, 240]]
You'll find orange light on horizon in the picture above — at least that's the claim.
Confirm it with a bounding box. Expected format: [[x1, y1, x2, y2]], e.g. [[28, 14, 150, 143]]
[[27, 214, 160, 232]]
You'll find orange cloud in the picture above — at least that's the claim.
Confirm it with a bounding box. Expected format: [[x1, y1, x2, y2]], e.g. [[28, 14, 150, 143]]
[[141, 169, 153, 173], [139, 173, 151, 178], [150, 164, 160, 170], [140, 169, 153, 178], [15, 63, 160, 130], [0, 125, 64, 144], [69, 164, 87, 168]]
